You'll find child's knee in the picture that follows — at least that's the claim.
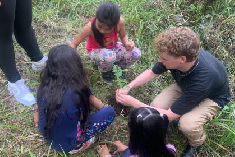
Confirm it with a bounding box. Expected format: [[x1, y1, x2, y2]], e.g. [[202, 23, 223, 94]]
[[101, 49, 116, 63], [179, 116, 199, 133], [98, 106, 115, 124], [123, 47, 141, 60], [102, 106, 116, 118], [89, 49, 116, 63], [132, 47, 141, 60]]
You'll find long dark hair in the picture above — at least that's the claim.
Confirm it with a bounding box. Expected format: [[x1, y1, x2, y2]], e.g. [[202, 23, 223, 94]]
[[37, 45, 91, 139], [91, 1, 120, 47], [128, 107, 175, 157]]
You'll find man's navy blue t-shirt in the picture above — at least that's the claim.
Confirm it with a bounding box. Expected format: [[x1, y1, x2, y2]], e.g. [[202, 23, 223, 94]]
[[38, 89, 87, 152], [152, 49, 231, 115]]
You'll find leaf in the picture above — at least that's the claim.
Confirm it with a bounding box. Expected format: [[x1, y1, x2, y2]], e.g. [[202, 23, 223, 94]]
[[231, 103, 235, 108], [21, 145, 24, 154], [222, 105, 229, 111], [216, 143, 227, 150], [0, 123, 20, 130], [28, 151, 35, 157]]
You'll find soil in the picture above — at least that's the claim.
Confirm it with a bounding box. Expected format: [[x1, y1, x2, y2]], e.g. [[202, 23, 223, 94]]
[[106, 94, 130, 117]]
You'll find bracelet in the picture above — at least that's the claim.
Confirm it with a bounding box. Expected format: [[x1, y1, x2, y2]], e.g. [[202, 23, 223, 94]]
[[105, 155, 112, 157]]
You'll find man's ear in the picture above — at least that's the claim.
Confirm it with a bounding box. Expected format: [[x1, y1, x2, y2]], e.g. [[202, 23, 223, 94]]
[[180, 56, 187, 63]]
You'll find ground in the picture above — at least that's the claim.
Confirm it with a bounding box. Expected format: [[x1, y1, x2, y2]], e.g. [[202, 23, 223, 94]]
[[0, 0, 234, 156]]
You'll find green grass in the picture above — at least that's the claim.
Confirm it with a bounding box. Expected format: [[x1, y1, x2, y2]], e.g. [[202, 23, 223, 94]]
[[0, 0, 234, 156]]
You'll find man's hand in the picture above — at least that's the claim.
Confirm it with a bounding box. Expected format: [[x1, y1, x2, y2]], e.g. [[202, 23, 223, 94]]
[[156, 108, 181, 122], [116, 92, 133, 107], [116, 85, 131, 96]]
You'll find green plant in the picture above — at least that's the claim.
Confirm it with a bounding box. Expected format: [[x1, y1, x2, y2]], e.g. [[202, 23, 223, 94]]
[[112, 65, 128, 88], [0, 0, 234, 156]]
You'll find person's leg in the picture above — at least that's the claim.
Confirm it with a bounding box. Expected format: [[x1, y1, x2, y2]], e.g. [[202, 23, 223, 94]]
[[89, 48, 116, 72], [84, 106, 115, 141], [89, 48, 116, 81], [0, 0, 21, 83], [69, 107, 115, 154], [179, 99, 221, 147], [68, 121, 96, 154], [114, 42, 141, 69], [0, 0, 35, 106], [150, 84, 182, 109], [14, 0, 43, 62]]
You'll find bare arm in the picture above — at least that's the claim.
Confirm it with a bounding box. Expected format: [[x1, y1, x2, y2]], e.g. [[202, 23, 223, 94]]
[[129, 69, 158, 89], [118, 17, 135, 51], [118, 17, 128, 45], [116, 94, 180, 121], [156, 108, 180, 122], [34, 104, 39, 124], [117, 69, 158, 96], [133, 98, 180, 121], [89, 95, 104, 110], [70, 23, 92, 49]]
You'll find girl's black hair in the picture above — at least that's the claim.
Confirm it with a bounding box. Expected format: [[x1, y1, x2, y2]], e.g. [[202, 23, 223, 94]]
[[128, 107, 176, 157], [37, 44, 91, 139], [91, 1, 120, 47]]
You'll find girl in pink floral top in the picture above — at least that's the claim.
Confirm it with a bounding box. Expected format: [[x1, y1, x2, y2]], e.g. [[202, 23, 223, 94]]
[[70, 1, 141, 81]]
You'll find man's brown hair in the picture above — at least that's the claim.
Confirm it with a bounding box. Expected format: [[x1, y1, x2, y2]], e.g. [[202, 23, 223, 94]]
[[155, 26, 200, 62]]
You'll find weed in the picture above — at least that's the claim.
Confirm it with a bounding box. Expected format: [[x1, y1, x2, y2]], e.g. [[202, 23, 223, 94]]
[[0, 0, 234, 156], [112, 65, 128, 88]]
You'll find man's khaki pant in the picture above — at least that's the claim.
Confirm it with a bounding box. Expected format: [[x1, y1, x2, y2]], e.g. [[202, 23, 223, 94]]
[[150, 84, 221, 146]]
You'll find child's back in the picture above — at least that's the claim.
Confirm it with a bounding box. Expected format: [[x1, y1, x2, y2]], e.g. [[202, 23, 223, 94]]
[[36, 45, 115, 153], [38, 89, 85, 152]]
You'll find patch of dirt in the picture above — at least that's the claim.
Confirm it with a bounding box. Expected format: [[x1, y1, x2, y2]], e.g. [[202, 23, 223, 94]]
[[106, 94, 130, 117]]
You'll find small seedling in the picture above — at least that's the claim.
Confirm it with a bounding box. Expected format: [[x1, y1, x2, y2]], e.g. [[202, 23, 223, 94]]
[[112, 65, 128, 88]]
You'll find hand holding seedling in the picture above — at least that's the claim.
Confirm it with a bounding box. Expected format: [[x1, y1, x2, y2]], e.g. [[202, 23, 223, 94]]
[[116, 90, 149, 109], [116, 84, 131, 95], [116, 92, 135, 107]]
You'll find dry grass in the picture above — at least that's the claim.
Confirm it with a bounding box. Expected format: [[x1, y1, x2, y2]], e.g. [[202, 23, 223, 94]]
[[0, 0, 234, 156]]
